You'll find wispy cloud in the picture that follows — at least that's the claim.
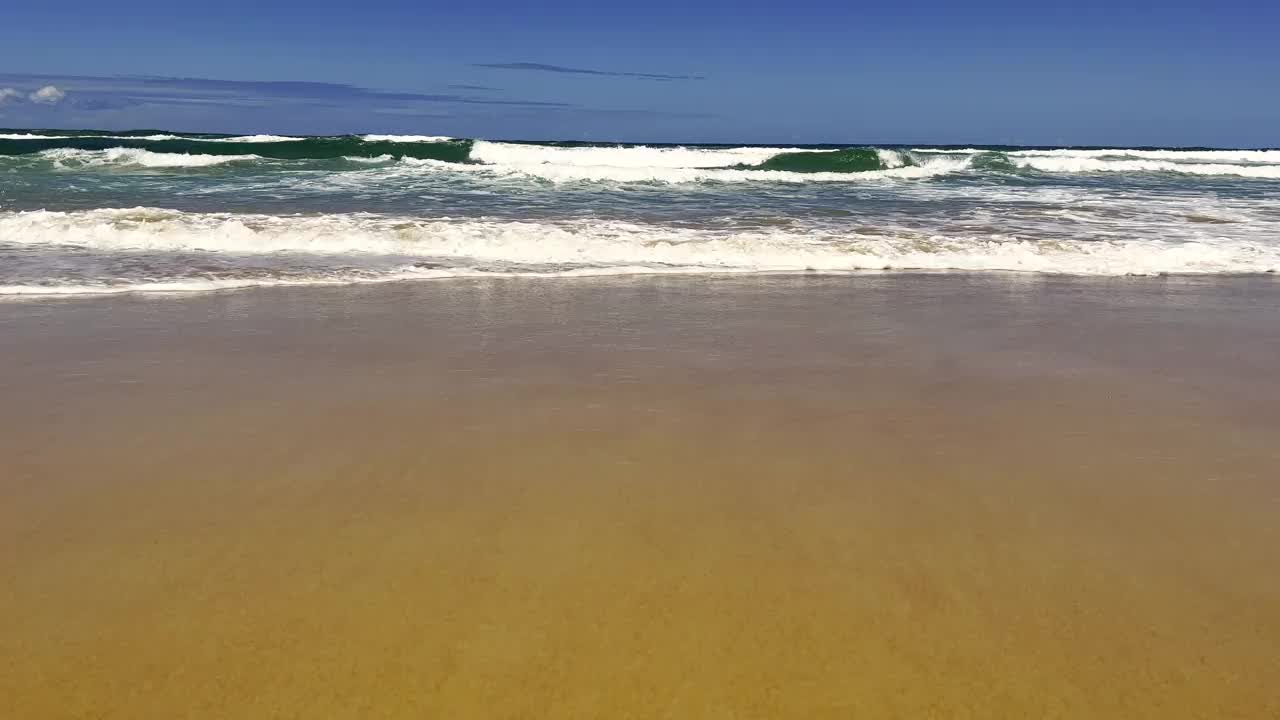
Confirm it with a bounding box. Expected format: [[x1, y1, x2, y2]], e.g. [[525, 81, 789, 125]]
[[0, 73, 571, 111], [121, 75, 571, 108], [0, 72, 713, 137], [475, 63, 704, 81]]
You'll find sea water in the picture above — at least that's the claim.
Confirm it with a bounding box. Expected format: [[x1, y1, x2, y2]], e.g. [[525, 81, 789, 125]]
[[2, 130, 1278, 295]]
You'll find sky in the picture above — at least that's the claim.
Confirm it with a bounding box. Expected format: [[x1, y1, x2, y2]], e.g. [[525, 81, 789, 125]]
[[1, 1, 1277, 146]]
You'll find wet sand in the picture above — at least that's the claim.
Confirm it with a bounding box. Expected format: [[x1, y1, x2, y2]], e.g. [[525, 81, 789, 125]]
[[2, 275, 1278, 719]]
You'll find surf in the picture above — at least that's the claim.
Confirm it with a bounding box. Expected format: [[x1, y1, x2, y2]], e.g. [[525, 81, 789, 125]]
[[3, 129, 1279, 181], [3, 208, 1276, 288]]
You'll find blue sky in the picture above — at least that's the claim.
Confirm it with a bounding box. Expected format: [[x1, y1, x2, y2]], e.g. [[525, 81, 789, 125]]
[[2, 1, 1277, 146]]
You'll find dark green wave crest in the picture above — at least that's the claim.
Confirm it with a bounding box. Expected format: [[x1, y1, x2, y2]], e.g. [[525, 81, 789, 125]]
[[737, 147, 907, 173]]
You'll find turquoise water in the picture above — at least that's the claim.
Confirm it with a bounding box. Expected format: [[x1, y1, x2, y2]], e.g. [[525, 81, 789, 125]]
[[2, 130, 1278, 294]]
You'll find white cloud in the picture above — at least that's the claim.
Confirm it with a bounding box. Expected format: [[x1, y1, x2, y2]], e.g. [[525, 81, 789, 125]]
[[0, 88, 22, 104], [29, 85, 66, 104]]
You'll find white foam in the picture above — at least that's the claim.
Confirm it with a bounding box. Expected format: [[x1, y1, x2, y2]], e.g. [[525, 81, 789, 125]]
[[911, 147, 1280, 176], [1009, 148, 1280, 164], [3, 208, 1276, 278], [0, 264, 784, 297], [913, 147, 1280, 161], [1, 133, 73, 140], [211, 134, 307, 143], [38, 148, 259, 168], [1012, 156, 1280, 178], [433, 142, 967, 183], [116, 134, 184, 141], [344, 154, 396, 164], [470, 141, 797, 169], [0, 267, 463, 297], [877, 148, 909, 169], [362, 134, 455, 143]]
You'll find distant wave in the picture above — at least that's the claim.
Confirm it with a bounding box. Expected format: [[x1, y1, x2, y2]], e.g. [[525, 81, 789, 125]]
[[1010, 156, 1280, 178], [912, 147, 1280, 178], [2, 129, 1278, 182], [361, 134, 455, 143], [915, 147, 1280, 163], [212, 134, 308, 143], [0, 134, 473, 163]]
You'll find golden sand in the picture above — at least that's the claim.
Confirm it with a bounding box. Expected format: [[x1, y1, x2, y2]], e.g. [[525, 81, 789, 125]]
[[2, 276, 1278, 718]]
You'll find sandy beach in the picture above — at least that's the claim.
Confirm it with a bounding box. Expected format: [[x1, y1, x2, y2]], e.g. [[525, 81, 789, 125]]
[[3, 274, 1278, 718]]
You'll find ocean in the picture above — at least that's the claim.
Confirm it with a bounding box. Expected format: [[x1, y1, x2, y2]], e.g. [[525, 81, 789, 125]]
[[1, 129, 1278, 295]]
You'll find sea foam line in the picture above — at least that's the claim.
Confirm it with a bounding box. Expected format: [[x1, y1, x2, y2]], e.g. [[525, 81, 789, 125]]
[[3, 208, 1277, 277]]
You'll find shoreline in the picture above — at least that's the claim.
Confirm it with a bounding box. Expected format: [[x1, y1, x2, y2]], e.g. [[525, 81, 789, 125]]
[[2, 268, 1278, 300]]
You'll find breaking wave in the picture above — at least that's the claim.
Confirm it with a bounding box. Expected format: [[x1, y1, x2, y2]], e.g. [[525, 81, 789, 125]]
[[37, 147, 258, 168], [1011, 156, 1280, 178], [0, 129, 1276, 181], [913, 147, 1280, 178], [451, 142, 966, 182], [2, 208, 1275, 297]]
